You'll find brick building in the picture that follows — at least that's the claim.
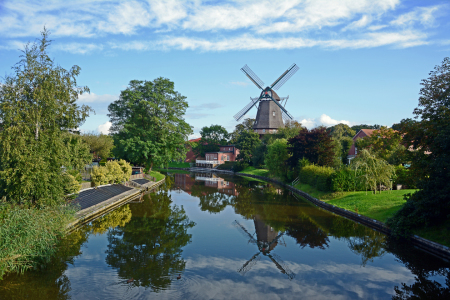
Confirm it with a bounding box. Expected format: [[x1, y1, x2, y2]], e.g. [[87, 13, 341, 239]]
[[196, 145, 240, 168]]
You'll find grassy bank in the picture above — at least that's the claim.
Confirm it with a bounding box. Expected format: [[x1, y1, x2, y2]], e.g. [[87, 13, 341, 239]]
[[148, 170, 165, 181], [240, 167, 270, 177], [167, 161, 190, 168]]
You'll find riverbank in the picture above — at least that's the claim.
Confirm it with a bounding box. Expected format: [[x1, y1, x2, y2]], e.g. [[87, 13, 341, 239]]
[[164, 166, 450, 258]]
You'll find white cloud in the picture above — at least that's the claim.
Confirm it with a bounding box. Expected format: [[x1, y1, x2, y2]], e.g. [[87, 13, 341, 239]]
[[0, 0, 445, 52], [97, 121, 112, 134], [53, 42, 103, 54], [77, 93, 117, 103], [300, 114, 352, 129]]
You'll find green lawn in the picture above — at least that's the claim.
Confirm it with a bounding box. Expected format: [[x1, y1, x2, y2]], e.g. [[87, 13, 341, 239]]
[[148, 170, 165, 181], [167, 161, 190, 168], [157, 168, 191, 174], [240, 167, 270, 177]]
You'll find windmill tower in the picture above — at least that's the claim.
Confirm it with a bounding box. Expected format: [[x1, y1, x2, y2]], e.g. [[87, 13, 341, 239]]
[[234, 64, 299, 136]]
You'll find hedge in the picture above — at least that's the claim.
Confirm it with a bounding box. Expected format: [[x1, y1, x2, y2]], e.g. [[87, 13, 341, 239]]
[[299, 165, 335, 192]]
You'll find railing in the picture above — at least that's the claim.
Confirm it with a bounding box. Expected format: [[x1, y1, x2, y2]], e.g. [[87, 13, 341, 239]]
[[195, 160, 220, 164], [291, 176, 300, 186], [196, 176, 222, 181]]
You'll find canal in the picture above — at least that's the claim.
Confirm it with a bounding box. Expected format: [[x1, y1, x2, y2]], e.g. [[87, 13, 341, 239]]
[[1, 172, 449, 299]]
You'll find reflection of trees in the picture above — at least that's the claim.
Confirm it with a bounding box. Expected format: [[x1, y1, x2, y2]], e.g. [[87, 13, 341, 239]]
[[286, 216, 329, 250], [90, 205, 132, 235], [191, 183, 230, 214], [384, 238, 450, 299], [0, 228, 90, 299], [105, 190, 195, 291]]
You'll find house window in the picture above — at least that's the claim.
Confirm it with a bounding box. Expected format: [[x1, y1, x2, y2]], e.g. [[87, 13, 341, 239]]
[[273, 111, 276, 116], [263, 129, 265, 133], [355, 147, 358, 155]]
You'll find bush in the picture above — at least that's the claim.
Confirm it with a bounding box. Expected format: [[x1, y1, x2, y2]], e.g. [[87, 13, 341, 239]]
[[66, 169, 82, 183], [91, 165, 111, 186], [394, 165, 416, 189], [91, 160, 133, 186], [63, 173, 81, 195], [331, 166, 361, 192], [0, 205, 75, 279], [299, 165, 335, 192], [117, 159, 132, 182], [217, 161, 236, 171]]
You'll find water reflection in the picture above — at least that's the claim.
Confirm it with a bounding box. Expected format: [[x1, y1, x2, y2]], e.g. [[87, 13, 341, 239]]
[[234, 216, 295, 279], [1, 171, 450, 299], [105, 189, 195, 291]]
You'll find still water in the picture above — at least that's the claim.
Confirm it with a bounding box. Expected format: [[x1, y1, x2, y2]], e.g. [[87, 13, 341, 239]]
[[1, 172, 449, 299]]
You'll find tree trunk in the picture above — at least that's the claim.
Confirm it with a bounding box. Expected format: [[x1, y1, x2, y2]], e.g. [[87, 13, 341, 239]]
[[35, 122, 39, 140]]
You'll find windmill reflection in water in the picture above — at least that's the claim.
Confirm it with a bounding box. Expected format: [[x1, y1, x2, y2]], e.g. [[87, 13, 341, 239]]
[[233, 216, 295, 280]]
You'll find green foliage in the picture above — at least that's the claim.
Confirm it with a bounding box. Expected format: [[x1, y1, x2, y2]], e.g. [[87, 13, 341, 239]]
[[268, 120, 303, 142], [0, 205, 75, 279], [287, 127, 336, 170], [81, 133, 114, 159], [332, 166, 361, 192], [299, 165, 335, 192], [167, 161, 190, 168], [90, 166, 110, 186], [351, 124, 381, 132], [0, 29, 92, 207], [236, 130, 261, 166], [239, 167, 270, 177], [148, 170, 165, 182], [265, 139, 290, 180], [108, 78, 192, 170], [192, 124, 229, 157], [327, 123, 356, 139], [351, 149, 395, 193], [388, 57, 450, 236], [67, 169, 82, 183], [62, 174, 81, 195], [116, 159, 132, 182], [216, 161, 236, 170], [394, 165, 416, 188], [357, 126, 405, 164], [252, 142, 267, 168], [230, 118, 254, 143], [91, 160, 133, 186]]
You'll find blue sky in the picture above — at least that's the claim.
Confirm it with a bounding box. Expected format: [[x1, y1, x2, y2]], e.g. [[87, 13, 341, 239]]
[[1, 0, 449, 138]]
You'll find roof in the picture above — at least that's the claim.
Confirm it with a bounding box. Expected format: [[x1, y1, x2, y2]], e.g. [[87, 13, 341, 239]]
[[189, 138, 201, 142], [360, 129, 375, 136]]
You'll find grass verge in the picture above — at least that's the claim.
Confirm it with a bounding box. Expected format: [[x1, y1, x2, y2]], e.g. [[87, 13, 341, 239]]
[[167, 161, 190, 168], [148, 170, 165, 181], [240, 167, 270, 177], [157, 168, 191, 174]]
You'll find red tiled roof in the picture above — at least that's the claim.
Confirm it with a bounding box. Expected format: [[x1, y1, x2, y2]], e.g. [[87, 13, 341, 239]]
[[189, 138, 201, 142], [360, 129, 375, 136]]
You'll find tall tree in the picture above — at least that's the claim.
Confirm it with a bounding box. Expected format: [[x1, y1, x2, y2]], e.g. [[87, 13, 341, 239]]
[[355, 126, 405, 164], [387, 57, 450, 236], [0, 29, 92, 206], [351, 124, 381, 132], [287, 127, 336, 169], [108, 78, 192, 170], [81, 132, 114, 159], [328, 123, 356, 139], [235, 130, 261, 167], [230, 118, 255, 143], [193, 124, 229, 157], [265, 139, 290, 180]]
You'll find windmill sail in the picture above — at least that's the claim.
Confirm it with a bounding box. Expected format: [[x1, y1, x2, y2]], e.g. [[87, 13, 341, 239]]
[[233, 97, 260, 121], [269, 98, 294, 120], [241, 65, 265, 90], [270, 64, 299, 90]]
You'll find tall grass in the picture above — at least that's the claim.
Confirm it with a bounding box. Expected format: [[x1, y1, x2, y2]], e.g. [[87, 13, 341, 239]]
[[0, 205, 75, 279]]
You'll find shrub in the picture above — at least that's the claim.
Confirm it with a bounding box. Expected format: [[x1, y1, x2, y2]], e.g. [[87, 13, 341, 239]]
[[63, 173, 81, 195], [105, 161, 123, 183], [117, 159, 132, 182], [331, 166, 362, 192], [91, 166, 111, 186], [217, 161, 236, 171], [66, 169, 82, 183], [299, 165, 335, 191], [394, 165, 416, 189]]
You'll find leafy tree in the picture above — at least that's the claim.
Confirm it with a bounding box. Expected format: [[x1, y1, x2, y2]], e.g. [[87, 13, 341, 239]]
[[356, 126, 405, 164], [252, 142, 267, 168], [351, 149, 395, 194], [193, 124, 229, 157], [0, 29, 92, 206], [236, 130, 261, 166], [81, 133, 114, 159], [287, 127, 336, 169], [328, 123, 356, 139], [230, 118, 255, 143], [108, 78, 192, 170], [388, 57, 450, 236], [265, 139, 290, 180], [351, 124, 381, 132]]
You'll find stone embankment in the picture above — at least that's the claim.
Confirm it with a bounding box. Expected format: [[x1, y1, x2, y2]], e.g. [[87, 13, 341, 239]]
[[167, 167, 450, 261], [67, 177, 165, 231]]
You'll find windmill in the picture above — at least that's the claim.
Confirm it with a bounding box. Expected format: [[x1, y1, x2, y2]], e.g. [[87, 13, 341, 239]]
[[234, 64, 299, 136], [233, 217, 295, 280]]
